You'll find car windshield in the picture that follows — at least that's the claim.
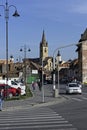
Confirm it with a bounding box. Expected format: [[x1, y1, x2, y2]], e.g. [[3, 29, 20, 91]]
[[69, 83, 79, 87], [11, 81, 17, 85]]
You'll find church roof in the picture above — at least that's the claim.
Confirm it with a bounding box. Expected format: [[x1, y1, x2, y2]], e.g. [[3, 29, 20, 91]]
[[30, 61, 41, 70], [79, 28, 87, 42], [76, 28, 87, 51], [29, 58, 40, 63]]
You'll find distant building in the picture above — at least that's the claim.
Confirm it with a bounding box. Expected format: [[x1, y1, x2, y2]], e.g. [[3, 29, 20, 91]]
[[0, 58, 18, 79], [76, 28, 87, 82]]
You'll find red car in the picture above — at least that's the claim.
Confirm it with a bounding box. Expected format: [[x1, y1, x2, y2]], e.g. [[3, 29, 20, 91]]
[[0, 84, 21, 98]]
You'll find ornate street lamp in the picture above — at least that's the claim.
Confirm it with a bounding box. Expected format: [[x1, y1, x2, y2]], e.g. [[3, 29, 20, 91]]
[[0, 0, 20, 82], [20, 44, 31, 87]]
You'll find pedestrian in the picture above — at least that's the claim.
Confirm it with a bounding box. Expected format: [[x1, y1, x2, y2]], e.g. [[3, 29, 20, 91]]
[[37, 81, 42, 91], [0, 89, 4, 111], [32, 82, 35, 90]]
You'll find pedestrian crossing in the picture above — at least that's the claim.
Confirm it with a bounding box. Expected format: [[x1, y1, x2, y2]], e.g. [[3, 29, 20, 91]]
[[0, 107, 77, 130]]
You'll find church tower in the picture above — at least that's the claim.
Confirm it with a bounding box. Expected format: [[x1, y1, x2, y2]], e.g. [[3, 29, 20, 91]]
[[40, 30, 48, 61], [56, 50, 62, 63]]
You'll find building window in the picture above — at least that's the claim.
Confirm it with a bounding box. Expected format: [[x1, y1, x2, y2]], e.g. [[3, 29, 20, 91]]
[[0, 65, 2, 73], [44, 48, 47, 53]]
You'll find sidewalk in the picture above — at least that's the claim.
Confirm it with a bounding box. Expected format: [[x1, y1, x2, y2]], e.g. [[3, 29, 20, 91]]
[[3, 84, 67, 111]]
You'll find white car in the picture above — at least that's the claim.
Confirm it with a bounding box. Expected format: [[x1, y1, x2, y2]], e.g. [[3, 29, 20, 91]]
[[12, 80, 26, 95], [66, 82, 82, 94], [16, 82, 26, 95]]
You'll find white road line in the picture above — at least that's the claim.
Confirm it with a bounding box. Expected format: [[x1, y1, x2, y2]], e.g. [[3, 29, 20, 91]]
[[0, 115, 63, 121], [0, 120, 69, 126], [0, 118, 66, 124], [82, 97, 87, 100], [72, 98, 82, 101], [43, 128, 77, 130], [0, 124, 73, 130]]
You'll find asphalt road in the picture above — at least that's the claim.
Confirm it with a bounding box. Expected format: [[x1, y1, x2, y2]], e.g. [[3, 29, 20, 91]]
[[49, 84, 87, 130]]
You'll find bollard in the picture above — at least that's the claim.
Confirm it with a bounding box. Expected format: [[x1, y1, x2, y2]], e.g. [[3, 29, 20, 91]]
[[53, 89, 59, 97]]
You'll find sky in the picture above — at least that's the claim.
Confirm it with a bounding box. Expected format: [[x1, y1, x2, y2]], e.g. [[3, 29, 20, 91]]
[[0, 0, 87, 62]]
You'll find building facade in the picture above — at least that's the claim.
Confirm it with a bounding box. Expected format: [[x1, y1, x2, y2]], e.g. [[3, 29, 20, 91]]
[[77, 28, 87, 83]]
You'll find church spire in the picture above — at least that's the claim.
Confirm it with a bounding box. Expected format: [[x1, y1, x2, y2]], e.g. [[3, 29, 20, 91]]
[[41, 30, 48, 46], [57, 50, 60, 56], [40, 30, 48, 60], [56, 50, 62, 62]]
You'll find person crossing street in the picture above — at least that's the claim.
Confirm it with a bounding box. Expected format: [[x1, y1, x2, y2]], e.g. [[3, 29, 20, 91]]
[[0, 89, 4, 111]]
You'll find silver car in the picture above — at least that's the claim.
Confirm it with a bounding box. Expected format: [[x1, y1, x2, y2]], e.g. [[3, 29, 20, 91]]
[[66, 82, 82, 94]]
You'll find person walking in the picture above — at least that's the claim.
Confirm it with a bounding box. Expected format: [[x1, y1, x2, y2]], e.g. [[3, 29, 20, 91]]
[[0, 89, 4, 111], [37, 81, 42, 91], [32, 82, 35, 90]]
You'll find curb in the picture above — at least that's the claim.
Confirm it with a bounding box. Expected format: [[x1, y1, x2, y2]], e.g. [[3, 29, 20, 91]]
[[3, 96, 67, 111]]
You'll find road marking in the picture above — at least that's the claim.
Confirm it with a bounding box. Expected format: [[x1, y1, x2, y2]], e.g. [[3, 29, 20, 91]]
[[0, 124, 73, 130], [0, 120, 69, 126], [72, 98, 82, 101], [0, 118, 66, 123], [72, 96, 87, 101], [82, 97, 87, 100], [0, 116, 63, 121]]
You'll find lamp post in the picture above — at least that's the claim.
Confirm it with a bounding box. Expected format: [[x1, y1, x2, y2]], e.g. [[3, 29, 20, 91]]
[[0, 0, 20, 82], [20, 44, 31, 87], [42, 59, 45, 103], [53, 43, 79, 97]]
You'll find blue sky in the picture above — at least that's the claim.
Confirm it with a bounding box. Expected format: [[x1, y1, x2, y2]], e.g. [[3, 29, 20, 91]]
[[0, 0, 87, 62]]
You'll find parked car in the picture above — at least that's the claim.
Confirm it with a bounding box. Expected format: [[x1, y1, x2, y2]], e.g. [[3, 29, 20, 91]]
[[0, 84, 21, 98], [0, 80, 26, 95], [66, 82, 82, 94]]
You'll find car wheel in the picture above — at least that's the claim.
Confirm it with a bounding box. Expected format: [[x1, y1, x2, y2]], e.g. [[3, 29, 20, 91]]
[[8, 93, 13, 98]]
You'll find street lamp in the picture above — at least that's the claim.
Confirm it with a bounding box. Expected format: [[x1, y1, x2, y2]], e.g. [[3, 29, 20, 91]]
[[0, 0, 20, 82], [20, 44, 31, 86], [41, 59, 45, 103], [53, 43, 79, 97], [16, 56, 22, 63]]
